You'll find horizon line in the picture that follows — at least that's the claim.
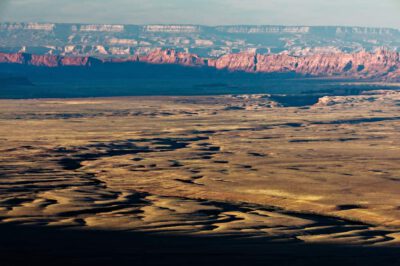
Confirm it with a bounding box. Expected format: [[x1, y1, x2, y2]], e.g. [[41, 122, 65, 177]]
[[1, 21, 399, 31]]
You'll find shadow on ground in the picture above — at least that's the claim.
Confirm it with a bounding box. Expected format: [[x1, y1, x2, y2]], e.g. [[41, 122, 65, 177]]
[[0, 223, 398, 266]]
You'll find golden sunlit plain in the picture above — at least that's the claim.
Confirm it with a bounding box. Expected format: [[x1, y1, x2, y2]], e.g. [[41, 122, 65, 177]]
[[1, 91, 399, 247]]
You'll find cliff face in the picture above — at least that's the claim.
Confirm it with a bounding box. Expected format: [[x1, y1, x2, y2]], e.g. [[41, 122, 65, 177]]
[[139, 49, 206, 66], [0, 52, 99, 67], [215, 26, 311, 34], [138, 49, 400, 80], [211, 49, 400, 80], [0, 49, 399, 81], [2, 22, 400, 58], [143, 25, 201, 33]]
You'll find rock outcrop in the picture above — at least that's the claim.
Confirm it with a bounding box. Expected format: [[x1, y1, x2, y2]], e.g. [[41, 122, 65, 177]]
[[0, 49, 399, 81], [313, 90, 400, 107]]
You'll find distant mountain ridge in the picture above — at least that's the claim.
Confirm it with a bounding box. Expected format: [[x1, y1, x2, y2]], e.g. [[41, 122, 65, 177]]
[[1, 22, 399, 58], [1, 48, 399, 81]]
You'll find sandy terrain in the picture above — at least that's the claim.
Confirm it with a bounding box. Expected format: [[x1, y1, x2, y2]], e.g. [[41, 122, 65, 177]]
[[0, 91, 400, 264]]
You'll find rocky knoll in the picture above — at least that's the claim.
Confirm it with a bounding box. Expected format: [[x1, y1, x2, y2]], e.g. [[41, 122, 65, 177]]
[[0, 49, 399, 81]]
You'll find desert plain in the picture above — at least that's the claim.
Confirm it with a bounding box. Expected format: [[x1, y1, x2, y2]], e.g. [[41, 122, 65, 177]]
[[0, 90, 400, 265]]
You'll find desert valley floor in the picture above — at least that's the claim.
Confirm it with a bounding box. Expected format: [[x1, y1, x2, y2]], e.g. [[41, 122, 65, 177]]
[[1, 91, 400, 265]]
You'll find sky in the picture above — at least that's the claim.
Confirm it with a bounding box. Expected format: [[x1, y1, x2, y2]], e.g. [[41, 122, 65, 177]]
[[1, 0, 399, 28]]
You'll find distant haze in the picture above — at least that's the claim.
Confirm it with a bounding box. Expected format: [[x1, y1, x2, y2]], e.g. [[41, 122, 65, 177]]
[[1, 0, 400, 28]]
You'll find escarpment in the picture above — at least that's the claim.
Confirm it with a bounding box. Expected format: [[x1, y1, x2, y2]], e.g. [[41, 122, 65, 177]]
[[0, 49, 399, 81]]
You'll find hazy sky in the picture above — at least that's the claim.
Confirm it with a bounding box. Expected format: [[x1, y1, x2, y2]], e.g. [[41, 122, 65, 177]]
[[1, 0, 400, 28]]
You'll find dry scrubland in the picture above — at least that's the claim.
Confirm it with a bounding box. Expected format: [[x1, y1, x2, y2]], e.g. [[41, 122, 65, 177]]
[[1, 91, 400, 247]]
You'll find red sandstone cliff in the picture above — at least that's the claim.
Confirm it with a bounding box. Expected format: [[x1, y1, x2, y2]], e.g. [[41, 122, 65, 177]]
[[0, 53, 99, 67], [210, 49, 400, 80], [139, 49, 206, 66], [0, 49, 399, 81]]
